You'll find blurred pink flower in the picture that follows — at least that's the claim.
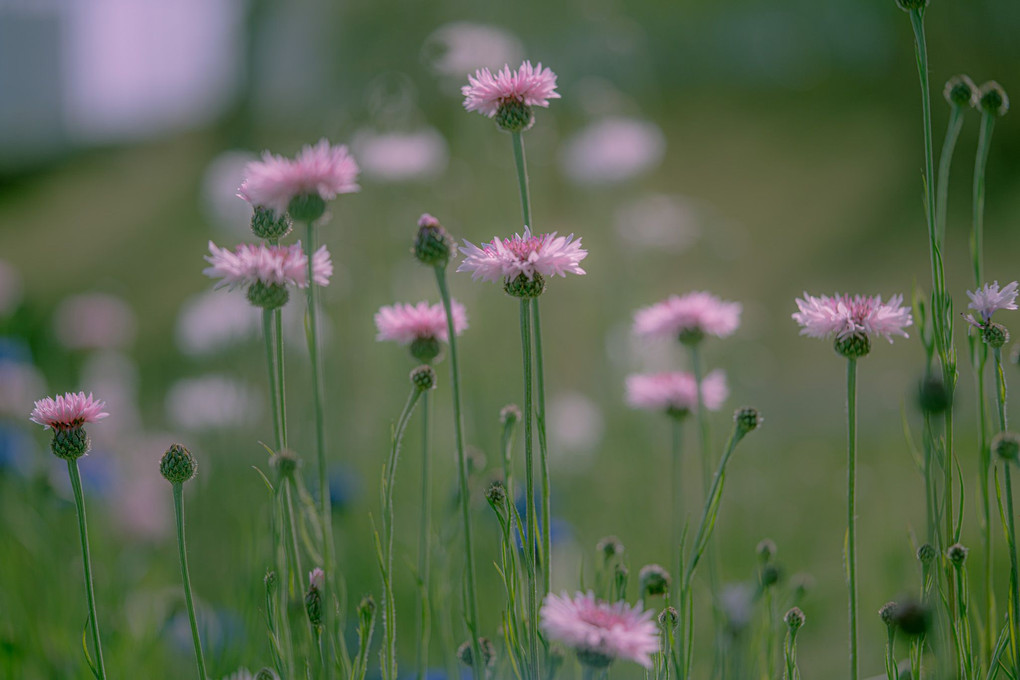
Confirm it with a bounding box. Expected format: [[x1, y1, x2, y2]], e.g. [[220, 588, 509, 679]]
[[462, 60, 560, 117], [204, 241, 332, 289], [964, 280, 1018, 327], [625, 370, 728, 415], [309, 567, 324, 590], [793, 293, 912, 342], [30, 392, 109, 430], [238, 139, 359, 215], [54, 293, 137, 351], [633, 292, 741, 342], [540, 591, 659, 669], [458, 227, 587, 283], [374, 301, 467, 344]]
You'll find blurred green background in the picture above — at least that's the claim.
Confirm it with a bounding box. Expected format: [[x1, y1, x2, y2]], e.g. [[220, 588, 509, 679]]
[[1, 0, 1019, 677]]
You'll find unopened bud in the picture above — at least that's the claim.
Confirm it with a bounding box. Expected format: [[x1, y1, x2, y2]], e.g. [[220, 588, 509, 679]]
[[485, 480, 506, 506], [835, 331, 871, 359], [639, 564, 671, 597], [944, 75, 978, 108], [271, 449, 299, 478], [414, 214, 456, 267], [251, 206, 293, 240], [305, 568, 324, 628], [979, 81, 1010, 117], [879, 601, 897, 627], [981, 322, 1009, 349], [947, 543, 968, 567], [736, 407, 762, 434], [757, 539, 776, 563], [255, 669, 279, 680], [495, 98, 535, 133], [500, 404, 522, 428], [51, 426, 91, 460], [658, 606, 680, 632], [892, 599, 931, 637], [784, 606, 806, 632], [917, 543, 937, 565], [246, 281, 290, 310], [357, 594, 376, 626], [410, 364, 437, 391], [993, 432, 1020, 462], [917, 374, 951, 414], [457, 637, 496, 670], [760, 564, 781, 588], [504, 272, 545, 299], [160, 443, 197, 484], [288, 193, 326, 223], [596, 535, 624, 561]]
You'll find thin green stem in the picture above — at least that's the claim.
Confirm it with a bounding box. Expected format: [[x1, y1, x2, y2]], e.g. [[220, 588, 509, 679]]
[[847, 358, 859, 680], [972, 112, 995, 287], [303, 221, 336, 677], [510, 131, 533, 228], [433, 265, 483, 680], [1004, 464, 1020, 673], [994, 348, 1007, 433], [784, 629, 799, 680], [381, 385, 425, 680], [935, 106, 965, 245], [531, 300, 552, 600], [275, 308, 288, 448], [416, 391, 433, 680], [67, 459, 107, 680], [671, 416, 684, 581], [173, 483, 209, 680], [262, 309, 283, 451], [519, 297, 540, 680], [884, 626, 898, 680]]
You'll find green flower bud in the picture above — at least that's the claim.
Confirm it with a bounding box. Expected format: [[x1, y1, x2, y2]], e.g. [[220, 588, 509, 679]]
[[658, 606, 680, 632], [504, 272, 546, 299], [978, 81, 1010, 117], [596, 535, 624, 561], [639, 563, 671, 597], [495, 98, 535, 133], [917, 374, 952, 414], [271, 449, 300, 478], [414, 214, 456, 267], [947, 543, 968, 567], [981, 322, 1009, 349], [160, 443, 197, 484], [51, 426, 90, 460], [484, 480, 506, 506], [944, 75, 978, 108], [784, 606, 806, 632], [457, 637, 496, 670], [255, 669, 280, 680], [834, 331, 871, 359], [993, 431, 1020, 462], [879, 601, 897, 627], [410, 336, 441, 363], [246, 281, 290, 310], [251, 206, 293, 240], [287, 193, 326, 223], [736, 407, 762, 434], [916, 543, 937, 565], [410, 364, 437, 391]]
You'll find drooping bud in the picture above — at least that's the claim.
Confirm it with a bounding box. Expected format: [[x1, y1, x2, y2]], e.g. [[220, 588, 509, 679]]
[[410, 364, 437, 391], [992, 431, 1020, 462], [160, 443, 197, 484], [784, 606, 806, 633], [287, 193, 326, 223], [246, 280, 290, 310], [596, 535, 625, 561], [756, 538, 777, 563], [500, 404, 522, 428], [495, 98, 535, 133], [834, 331, 871, 359], [978, 81, 1010, 117], [271, 449, 300, 478], [251, 206, 293, 240], [414, 213, 456, 267], [639, 564, 671, 597], [947, 543, 968, 567], [410, 336, 441, 364], [659, 606, 680, 632], [981, 322, 1009, 349], [504, 272, 546, 299], [944, 75, 978, 108], [917, 374, 952, 414], [51, 426, 91, 460], [879, 601, 897, 627], [305, 568, 324, 628], [736, 407, 762, 434]]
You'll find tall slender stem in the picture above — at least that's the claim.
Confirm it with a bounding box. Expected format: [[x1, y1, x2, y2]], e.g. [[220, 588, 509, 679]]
[[993, 348, 1007, 433], [416, 391, 433, 680], [846, 358, 859, 680], [971, 112, 995, 287], [433, 266, 483, 680], [519, 297, 541, 680], [263, 310, 283, 450], [671, 416, 684, 581], [1004, 463, 1020, 674], [173, 483, 209, 680], [510, 132, 533, 228], [531, 301, 552, 599], [935, 106, 965, 245], [303, 221, 336, 675], [274, 308, 288, 448], [66, 459, 107, 680]]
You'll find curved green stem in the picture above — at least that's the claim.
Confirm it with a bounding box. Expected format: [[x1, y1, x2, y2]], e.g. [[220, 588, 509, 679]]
[[416, 391, 433, 680], [173, 483, 209, 680], [847, 358, 859, 680], [67, 459, 108, 680], [972, 112, 995, 287], [935, 106, 965, 245], [433, 265, 483, 680]]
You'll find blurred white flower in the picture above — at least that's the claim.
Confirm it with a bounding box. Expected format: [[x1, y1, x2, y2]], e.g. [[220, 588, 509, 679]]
[[111, 432, 175, 540], [0, 360, 46, 419], [166, 375, 262, 431], [560, 117, 665, 186], [424, 22, 523, 79], [201, 150, 258, 236], [614, 194, 701, 253], [352, 128, 448, 182], [175, 289, 258, 357], [0, 259, 23, 318], [54, 292, 136, 350], [549, 391, 604, 466]]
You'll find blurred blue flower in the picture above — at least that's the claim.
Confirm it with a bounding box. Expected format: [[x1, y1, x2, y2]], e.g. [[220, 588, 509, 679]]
[[0, 423, 33, 475], [0, 337, 32, 363], [328, 463, 362, 512]]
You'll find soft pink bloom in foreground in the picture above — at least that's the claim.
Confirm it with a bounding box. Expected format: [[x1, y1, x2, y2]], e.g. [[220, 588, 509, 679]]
[[793, 292, 912, 342], [625, 370, 728, 414], [204, 241, 332, 289], [309, 568, 324, 590], [238, 139, 360, 214], [964, 280, 1018, 327], [462, 60, 560, 117], [30, 392, 109, 430], [458, 227, 587, 283], [540, 591, 659, 669], [633, 292, 741, 341], [374, 301, 468, 344]]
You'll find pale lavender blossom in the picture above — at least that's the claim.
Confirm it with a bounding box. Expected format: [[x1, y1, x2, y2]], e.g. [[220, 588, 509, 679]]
[[30, 392, 109, 430], [964, 280, 1018, 328], [793, 293, 912, 342], [633, 292, 741, 343], [238, 139, 360, 215], [561, 118, 665, 186], [352, 128, 448, 182], [540, 591, 659, 669], [374, 301, 467, 345], [203, 241, 332, 289], [458, 227, 587, 283], [462, 60, 560, 117], [54, 293, 137, 351], [309, 567, 325, 590], [625, 370, 728, 415]]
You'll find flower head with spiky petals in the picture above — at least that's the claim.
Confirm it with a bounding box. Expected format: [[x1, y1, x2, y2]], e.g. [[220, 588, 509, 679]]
[[793, 293, 912, 343], [462, 61, 560, 118], [625, 370, 728, 416], [540, 591, 659, 669], [458, 226, 587, 291], [238, 139, 360, 215], [964, 281, 1018, 328], [30, 392, 108, 430], [374, 301, 468, 344], [204, 241, 332, 289], [633, 292, 741, 344]]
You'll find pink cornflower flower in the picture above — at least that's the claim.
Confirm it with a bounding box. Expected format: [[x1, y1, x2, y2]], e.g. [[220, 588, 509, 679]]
[[204, 241, 332, 289], [462, 60, 560, 118], [374, 301, 468, 345], [964, 280, 1018, 327], [30, 392, 109, 430], [308, 567, 325, 590], [625, 370, 728, 417], [238, 139, 360, 216], [793, 293, 912, 342], [633, 292, 741, 345], [540, 591, 659, 669], [458, 227, 586, 297]]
